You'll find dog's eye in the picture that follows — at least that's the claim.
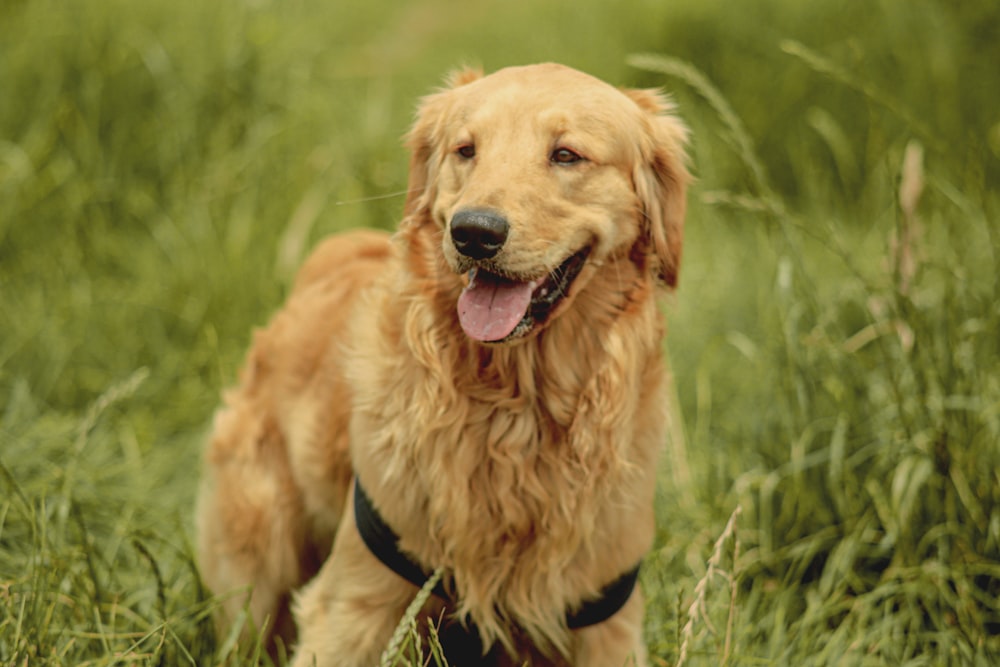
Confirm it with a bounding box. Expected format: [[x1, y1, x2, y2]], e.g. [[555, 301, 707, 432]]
[[456, 144, 476, 159], [550, 147, 583, 165]]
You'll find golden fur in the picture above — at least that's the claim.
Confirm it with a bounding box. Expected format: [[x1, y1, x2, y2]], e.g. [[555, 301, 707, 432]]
[[196, 63, 689, 666]]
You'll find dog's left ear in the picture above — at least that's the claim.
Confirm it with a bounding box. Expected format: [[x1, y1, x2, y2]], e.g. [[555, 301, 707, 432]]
[[625, 88, 691, 288], [403, 67, 483, 223]]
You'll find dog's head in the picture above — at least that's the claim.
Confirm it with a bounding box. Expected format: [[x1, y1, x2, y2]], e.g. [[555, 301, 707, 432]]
[[403, 63, 690, 344]]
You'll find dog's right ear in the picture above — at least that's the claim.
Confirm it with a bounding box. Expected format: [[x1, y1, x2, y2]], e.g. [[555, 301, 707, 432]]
[[402, 67, 483, 222]]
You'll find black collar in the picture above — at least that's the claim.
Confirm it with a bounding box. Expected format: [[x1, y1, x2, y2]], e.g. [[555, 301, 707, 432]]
[[353, 476, 641, 633]]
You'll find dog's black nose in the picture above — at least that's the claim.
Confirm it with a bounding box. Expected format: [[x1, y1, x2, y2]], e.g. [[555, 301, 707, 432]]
[[450, 209, 509, 260]]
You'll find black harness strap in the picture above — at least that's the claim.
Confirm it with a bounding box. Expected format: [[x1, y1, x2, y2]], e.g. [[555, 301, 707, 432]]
[[567, 561, 641, 629], [353, 477, 451, 599], [353, 477, 641, 632]]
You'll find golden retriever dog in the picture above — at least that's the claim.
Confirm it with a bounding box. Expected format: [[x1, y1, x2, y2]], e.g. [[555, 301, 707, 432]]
[[196, 62, 689, 667]]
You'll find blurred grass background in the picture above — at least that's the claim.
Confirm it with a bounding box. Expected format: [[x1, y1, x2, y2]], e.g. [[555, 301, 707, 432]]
[[1, 0, 998, 664]]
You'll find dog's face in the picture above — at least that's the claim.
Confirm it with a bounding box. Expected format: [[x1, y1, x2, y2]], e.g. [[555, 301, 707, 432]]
[[404, 63, 689, 343]]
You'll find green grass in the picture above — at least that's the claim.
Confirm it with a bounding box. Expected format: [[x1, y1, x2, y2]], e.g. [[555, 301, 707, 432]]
[[2, 0, 999, 664]]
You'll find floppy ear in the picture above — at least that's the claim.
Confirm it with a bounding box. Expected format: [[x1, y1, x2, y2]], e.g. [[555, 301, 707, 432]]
[[625, 88, 691, 288], [402, 67, 483, 222]]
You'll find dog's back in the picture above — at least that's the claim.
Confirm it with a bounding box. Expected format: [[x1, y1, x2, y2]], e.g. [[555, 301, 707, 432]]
[[196, 229, 391, 651]]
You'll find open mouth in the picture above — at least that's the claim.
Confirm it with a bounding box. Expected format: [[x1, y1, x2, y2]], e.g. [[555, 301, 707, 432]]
[[456, 246, 591, 343]]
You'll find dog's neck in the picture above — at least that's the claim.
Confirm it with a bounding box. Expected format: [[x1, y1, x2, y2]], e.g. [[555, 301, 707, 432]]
[[362, 220, 668, 484]]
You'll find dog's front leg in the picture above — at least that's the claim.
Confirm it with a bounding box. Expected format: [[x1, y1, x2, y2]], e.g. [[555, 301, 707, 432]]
[[570, 588, 649, 667], [291, 492, 417, 667]]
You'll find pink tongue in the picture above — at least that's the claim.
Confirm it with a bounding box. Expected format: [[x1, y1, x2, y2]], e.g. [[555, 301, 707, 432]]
[[457, 270, 534, 341]]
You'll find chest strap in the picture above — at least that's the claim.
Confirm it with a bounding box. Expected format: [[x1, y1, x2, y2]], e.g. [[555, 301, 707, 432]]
[[353, 477, 641, 630]]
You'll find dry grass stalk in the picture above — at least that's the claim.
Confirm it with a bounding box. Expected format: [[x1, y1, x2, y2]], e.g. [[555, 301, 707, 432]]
[[894, 140, 925, 297], [379, 567, 444, 667], [675, 505, 742, 667]]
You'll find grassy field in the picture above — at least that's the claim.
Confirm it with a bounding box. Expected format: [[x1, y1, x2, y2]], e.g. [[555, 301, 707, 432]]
[[2, 0, 999, 664]]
